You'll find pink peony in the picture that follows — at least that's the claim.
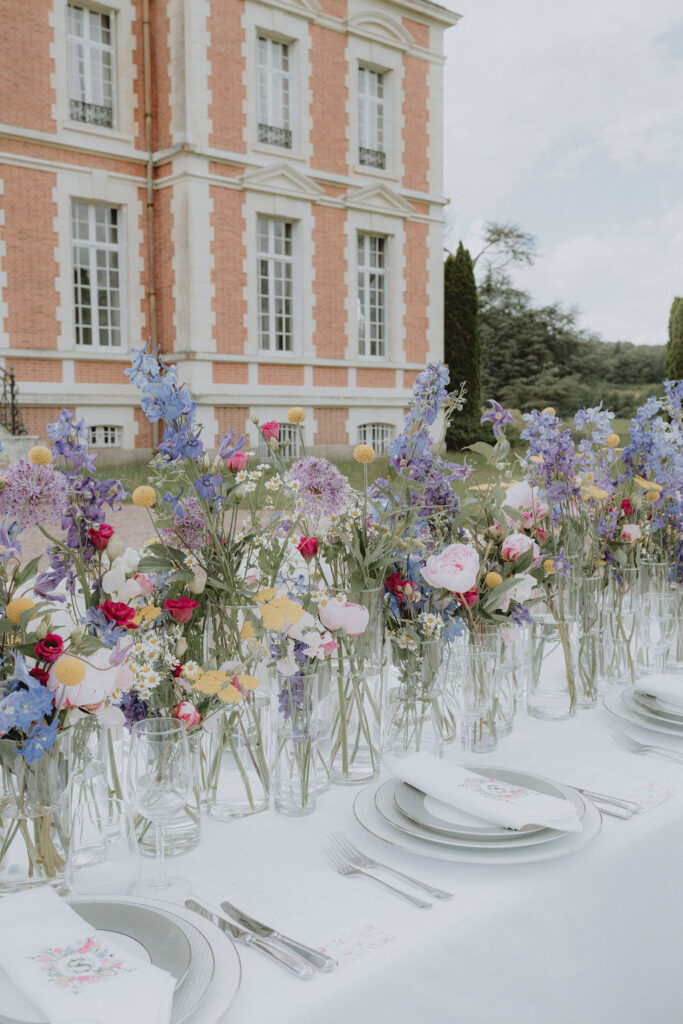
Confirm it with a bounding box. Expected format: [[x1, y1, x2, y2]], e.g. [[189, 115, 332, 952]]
[[261, 421, 280, 442], [171, 701, 203, 730], [506, 481, 548, 518], [620, 524, 642, 544], [500, 532, 540, 562], [420, 543, 479, 594], [227, 452, 247, 473], [318, 598, 369, 636]]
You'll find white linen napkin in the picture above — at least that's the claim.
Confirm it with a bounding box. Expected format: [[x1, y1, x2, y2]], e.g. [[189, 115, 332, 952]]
[[635, 673, 683, 713], [393, 752, 583, 832], [0, 888, 175, 1024]]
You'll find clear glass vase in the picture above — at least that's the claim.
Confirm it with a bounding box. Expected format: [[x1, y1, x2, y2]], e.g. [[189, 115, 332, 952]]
[[136, 729, 202, 856], [385, 639, 452, 759], [599, 567, 638, 688], [204, 693, 271, 819], [528, 617, 579, 720], [272, 671, 318, 817], [327, 587, 385, 784]]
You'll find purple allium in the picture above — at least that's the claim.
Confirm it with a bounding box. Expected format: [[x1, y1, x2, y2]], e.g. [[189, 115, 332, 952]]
[[285, 457, 351, 519], [0, 460, 69, 527], [160, 497, 206, 551]]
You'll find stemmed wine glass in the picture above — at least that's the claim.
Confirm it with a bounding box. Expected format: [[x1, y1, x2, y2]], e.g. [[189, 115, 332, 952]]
[[637, 591, 677, 675], [127, 717, 192, 902]]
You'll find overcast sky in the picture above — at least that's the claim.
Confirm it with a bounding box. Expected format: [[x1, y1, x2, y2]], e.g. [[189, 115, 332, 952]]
[[442, 0, 683, 346]]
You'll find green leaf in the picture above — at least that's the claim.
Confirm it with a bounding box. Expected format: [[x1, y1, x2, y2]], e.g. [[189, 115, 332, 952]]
[[466, 442, 495, 459], [13, 556, 43, 589]]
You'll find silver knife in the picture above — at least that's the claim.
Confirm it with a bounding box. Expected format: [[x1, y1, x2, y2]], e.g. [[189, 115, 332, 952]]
[[220, 899, 337, 972], [185, 899, 314, 980]]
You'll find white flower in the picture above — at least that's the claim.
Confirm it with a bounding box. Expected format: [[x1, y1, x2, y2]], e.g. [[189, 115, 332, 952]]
[[248, 471, 262, 480], [184, 554, 200, 573], [244, 481, 257, 493], [265, 478, 280, 491], [257, 463, 271, 470], [235, 470, 247, 482]]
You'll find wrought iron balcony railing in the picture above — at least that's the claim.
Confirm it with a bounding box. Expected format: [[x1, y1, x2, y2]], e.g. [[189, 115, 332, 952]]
[[69, 100, 114, 128], [0, 366, 26, 436], [359, 147, 386, 169], [258, 123, 293, 148]]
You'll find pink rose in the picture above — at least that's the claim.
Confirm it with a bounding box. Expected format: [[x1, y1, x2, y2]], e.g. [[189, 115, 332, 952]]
[[171, 701, 203, 730], [227, 452, 247, 473], [500, 532, 540, 562], [620, 524, 642, 544], [261, 421, 279, 442], [420, 543, 479, 594], [318, 598, 369, 636]]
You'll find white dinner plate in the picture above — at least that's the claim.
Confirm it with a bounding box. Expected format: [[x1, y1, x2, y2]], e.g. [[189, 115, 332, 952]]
[[604, 689, 683, 739], [630, 689, 683, 723], [354, 776, 602, 864]]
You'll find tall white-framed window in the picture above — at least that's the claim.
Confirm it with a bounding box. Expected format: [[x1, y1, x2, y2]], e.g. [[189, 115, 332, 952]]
[[89, 424, 122, 447], [357, 233, 387, 358], [257, 216, 296, 353], [67, 4, 115, 129], [257, 35, 292, 149], [259, 423, 300, 460], [72, 201, 124, 349], [358, 66, 386, 169], [358, 423, 393, 455]]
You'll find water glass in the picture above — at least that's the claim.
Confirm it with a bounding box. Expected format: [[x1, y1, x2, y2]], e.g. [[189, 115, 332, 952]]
[[66, 798, 140, 896], [637, 591, 678, 673]]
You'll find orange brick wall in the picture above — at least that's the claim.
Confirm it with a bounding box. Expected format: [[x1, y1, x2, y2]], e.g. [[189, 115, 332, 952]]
[[215, 406, 249, 446], [151, 0, 172, 151], [402, 55, 430, 194], [153, 185, 175, 354], [11, 359, 62, 383], [313, 205, 347, 359], [319, 0, 347, 17], [357, 369, 397, 388], [403, 17, 430, 48], [211, 187, 247, 355], [314, 407, 348, 445], [403, 370, 419, 390], [213, 363, 249, 385], [258, 364, 304, 387], [310, 26, 348, 175], [134, 407, 155, 449], [0, 0, 54, 133], [208, 1, 246, 153], [313, 366, 348, 388], [74, 361, 130, 385], [21, 406, 62, 439], [403, 221, 429, 363], [1, 165, 59, 350], [0, 139, 145, 180]]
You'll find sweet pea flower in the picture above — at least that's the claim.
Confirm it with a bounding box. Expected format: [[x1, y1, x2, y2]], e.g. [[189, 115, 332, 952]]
[[261, 421, 280, 442], [318, 596, 369, 636], [420, 543, 479, 594], [134, 573, 154, 596], [621, 524, 642, 544], [500, 532, 540, 562]]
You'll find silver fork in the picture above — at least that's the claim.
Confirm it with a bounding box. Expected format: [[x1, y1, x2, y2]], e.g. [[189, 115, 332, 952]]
[[328, 832, 453, 901], [613, 731, 683, 764], [322, 842, 432, 909]]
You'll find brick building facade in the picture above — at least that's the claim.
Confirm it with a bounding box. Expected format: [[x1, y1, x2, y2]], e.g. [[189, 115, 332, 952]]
[[0, 0, 459, 455]]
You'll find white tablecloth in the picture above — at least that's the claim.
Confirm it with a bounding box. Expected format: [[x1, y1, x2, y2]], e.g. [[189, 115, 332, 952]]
[[179, 704, 683, 1024]]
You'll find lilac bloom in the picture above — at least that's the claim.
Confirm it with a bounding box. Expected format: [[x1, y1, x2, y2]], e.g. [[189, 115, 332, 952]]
[[481, 400, 514, 439]]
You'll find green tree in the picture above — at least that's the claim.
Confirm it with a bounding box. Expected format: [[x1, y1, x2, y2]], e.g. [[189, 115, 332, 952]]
[[444, 243, 482, 448], [666, 297, 683, 379]]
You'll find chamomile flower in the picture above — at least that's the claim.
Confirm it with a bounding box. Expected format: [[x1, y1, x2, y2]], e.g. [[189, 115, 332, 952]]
[[248, 471, 262, 481], [235, 471, 248, 483], [244, 481, 257, 493]]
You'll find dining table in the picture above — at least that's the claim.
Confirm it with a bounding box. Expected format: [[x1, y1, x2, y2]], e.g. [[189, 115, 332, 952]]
[[175, 698, 683, 1024]]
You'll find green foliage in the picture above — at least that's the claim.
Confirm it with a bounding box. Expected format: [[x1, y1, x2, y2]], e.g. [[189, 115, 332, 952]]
[[666, 297, 683, 379], [444, 243, 483, 449]]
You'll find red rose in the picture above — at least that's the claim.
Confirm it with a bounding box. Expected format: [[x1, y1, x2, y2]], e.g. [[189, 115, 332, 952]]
[[164, 597, 200, 623], [34, 634, 64, 663], [98, 600, 138, 630], [385, 572, 414, 603], [261, 421, 279, 442], [173, 663, 184, 678], [457, 586, 479, 608], [296, 537, 318, 561], [227, 452, 247, 473], [621, 499, 633, 516], [88, 524, 114, 551], [29, 667, 50, 686]]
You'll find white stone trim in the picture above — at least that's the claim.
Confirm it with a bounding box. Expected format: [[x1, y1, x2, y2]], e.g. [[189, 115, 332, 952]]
[[426, 216, 443, 362], [169, 152, 215, 356], [0, 178, 7, 350], [167, 0, 212, 148]]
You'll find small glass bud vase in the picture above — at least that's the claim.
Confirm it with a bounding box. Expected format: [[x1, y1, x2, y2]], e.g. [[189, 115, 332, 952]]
[[528, 617, 579, 720], [385, 638, 450, 760], [271, 670, 318, 817]]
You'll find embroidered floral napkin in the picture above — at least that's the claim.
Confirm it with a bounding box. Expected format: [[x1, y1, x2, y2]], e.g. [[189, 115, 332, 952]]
[[393, 752, 583, 832], [0, 888, 175, 1024], [634, 673, 683, 713]]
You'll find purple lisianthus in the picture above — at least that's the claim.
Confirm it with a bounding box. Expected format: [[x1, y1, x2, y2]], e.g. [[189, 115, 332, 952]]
[[0, 460, 69, 528], [285, 457, 351, 518], [481, 400, 514, 439]]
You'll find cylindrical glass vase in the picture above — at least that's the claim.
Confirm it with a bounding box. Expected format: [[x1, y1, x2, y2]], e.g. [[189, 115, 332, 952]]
[[136, 729, 202, 856], [271, 671, 318, 817], [528, 617, 579, 720], [204, 693, 271, 819], [385, 639, 450, 760]]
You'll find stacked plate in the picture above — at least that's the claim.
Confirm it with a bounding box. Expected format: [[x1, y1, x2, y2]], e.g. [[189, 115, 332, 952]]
[[353, 766, 602, 864], [604, 685, 683, 738], [0, 897, 241, 1024]]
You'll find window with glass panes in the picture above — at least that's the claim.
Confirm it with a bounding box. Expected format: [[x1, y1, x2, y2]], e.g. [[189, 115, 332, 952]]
[[257, 36, 292, 148], [358, 423, 393, 455], [257, 217, 295, 352], [259, 423, 300, 460], [67, 4, 115, 128], [358, 67, 385, 168], [357, 234, 387, 358], [89, 425, 122, 447], [72, 202, 123, 348]]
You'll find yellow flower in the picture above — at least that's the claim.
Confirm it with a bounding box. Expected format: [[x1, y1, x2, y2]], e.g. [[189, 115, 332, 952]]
[[133, 605, 162, 626], [218, 684, 243, 704], [645, 490, 661, 502], [582, 485, 610, 500], [255, 587, 278, 604], [634, 475, 662, 492], [238, 674, 260, 691], [241, 621, 254, 640], [259, 596, 304, 631], [193, 669, 230, 695], [529, 454, 544, 464], [28, 445, 52, 466], [542, 558, 556, 575], [5, 597, 35, 624], [132, 485, 156, 508], [353, 444, 376, 464], [287, 407, 306, 424], [606, 433, 620, 448], [485, 571, 503, 588], [54, 657, 86, 687], [541, 407, 556, 416]]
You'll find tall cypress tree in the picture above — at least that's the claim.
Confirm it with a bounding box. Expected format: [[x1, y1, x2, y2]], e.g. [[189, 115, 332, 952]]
[[444, 242, 482, 448], [666, 297, 683, 379]]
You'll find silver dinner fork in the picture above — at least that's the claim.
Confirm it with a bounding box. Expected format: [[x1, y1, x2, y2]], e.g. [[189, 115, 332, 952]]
[[321, 841, 432, 909], [613, 731, 683, 764], [327, 832, 453, 901]]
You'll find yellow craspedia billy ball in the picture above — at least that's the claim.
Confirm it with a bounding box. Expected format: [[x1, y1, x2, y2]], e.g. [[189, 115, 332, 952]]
[[606, 433, 620, 448], [54, 656, 86, 687], [5, 597, 35, 624], [132, 485, 156, 508], [287, 407, 306, 424], [28, 445, 52, 466], [645, 490, 661, 502], [354, 443, 376, 465], [541, 407, 556, 416], [485, 571, 503, 588]]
